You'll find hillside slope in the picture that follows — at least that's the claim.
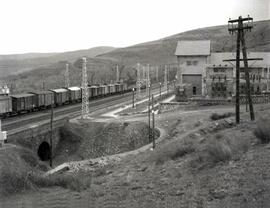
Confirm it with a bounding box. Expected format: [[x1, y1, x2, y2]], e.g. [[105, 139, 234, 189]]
[[97, 20, 270, 67], [0, 46, 115, 77], [3, 20, 269, 93]]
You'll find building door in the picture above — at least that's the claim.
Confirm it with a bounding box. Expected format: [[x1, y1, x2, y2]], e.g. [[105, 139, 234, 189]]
[[182, 74, 202, 95], [193, 86, 197, 95]]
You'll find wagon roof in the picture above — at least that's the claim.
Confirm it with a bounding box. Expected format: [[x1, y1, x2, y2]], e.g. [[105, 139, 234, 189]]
[[0, 95, 11, 101], [89, 86, 98, 88], [68, 86, 81, 91], [50, 88, 68, 93], [10, 93, 35, 98], [29, 90, 53, 95]]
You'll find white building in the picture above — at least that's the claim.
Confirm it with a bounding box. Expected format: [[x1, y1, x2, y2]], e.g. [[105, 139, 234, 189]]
[[175, 40, 270, 97]]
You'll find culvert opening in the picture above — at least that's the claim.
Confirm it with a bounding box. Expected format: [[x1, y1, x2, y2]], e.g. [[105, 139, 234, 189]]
[[38, 141, 51, 161]]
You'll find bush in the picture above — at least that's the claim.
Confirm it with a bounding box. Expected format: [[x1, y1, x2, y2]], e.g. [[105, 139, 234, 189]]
[[30, 171, 92, 192], [151, 141, 195, 165], [207, 140, 232, 163], [0, 167, 33, 195], [206, 134, 250, 164], [254, 117, 270, 143], [210, 112, 234, 121]]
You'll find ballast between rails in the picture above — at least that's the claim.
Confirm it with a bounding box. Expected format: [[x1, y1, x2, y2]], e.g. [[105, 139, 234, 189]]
[[0, 82, 144, 118]]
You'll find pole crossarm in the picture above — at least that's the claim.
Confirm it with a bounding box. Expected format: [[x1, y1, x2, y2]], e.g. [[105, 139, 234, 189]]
[[228, 16, 253, 23], [223, 58, 263, 62]]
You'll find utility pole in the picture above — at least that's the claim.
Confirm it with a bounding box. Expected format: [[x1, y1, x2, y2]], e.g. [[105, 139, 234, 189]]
[[136, 63, 141, 100], [81, 57, 89, 118], [147, 64, 151, 98], [65, 63, 70, 88], [50, 94, 54, 167], [116, 64, 119, 83], [156, 66, 159, 82], [151, 94, 155, 149], [159, 82, 162, 100], [148, 83, 151, 143], [225, 15, 258, 122], [132, 88, 135, 108], [164, 65, 168, 93]]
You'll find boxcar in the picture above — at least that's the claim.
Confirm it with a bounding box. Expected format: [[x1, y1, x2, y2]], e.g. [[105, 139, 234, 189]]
[[86, 86, 93, 98], [67, 87, 82, 103], [96, 86, 103, 97], [108, 84, 116, 94], [50, 88, 69, 106], [89, 86, 98, 98], [100, 85, 108, 96], [29, 90, 54, 109], [0, 96, 12, 117], [10, 93, 37, 113], [115, 83, 121, 93]]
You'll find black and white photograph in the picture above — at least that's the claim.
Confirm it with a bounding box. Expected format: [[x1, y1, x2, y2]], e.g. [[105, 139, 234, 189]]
[[0, 0, 269, 207]]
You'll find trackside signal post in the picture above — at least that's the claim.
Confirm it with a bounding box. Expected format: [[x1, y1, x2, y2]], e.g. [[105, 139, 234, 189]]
[[224, 15, 260, 123], [0, 120, 7, 148]]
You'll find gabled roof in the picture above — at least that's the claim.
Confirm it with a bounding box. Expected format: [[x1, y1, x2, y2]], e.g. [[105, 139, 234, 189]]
[[175, 40, 211, 56]]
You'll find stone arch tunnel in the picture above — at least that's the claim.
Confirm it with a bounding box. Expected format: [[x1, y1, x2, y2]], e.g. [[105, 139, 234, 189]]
[[6, 118, 67, 161]]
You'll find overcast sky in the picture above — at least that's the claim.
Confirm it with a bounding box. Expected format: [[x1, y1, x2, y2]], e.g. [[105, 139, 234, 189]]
[[0, 0, 269, 54]]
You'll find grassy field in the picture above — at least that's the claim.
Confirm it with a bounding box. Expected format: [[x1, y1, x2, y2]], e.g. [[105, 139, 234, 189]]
[[2, 103, 270, 207]]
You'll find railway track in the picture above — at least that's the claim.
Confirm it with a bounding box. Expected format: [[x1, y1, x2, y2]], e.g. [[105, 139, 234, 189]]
[[3, 86, 164, 133]]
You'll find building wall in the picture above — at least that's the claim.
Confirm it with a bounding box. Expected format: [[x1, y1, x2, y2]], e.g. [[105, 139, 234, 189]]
[[177, 55, 209, 95], [176, 52, 270, 97], [206, 66, 234, 97]]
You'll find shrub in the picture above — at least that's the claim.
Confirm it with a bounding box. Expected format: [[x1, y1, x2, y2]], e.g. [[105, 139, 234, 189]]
[[0, 167, 33, 196], [206, 134, 250, 164], [207, 140, 232, 163], [30, 171, 92, 192], [254, 117, 270, 143], [210, 112, 234, 121], [151, 141, 195, 165]]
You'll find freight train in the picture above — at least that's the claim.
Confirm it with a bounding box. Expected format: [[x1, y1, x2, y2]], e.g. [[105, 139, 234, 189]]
[[0, 82, 135, 118]]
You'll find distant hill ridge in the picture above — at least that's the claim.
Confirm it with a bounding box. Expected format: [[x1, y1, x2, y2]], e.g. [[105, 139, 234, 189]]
[[2, 20, 269, 93], [0, 46, 115, 77]]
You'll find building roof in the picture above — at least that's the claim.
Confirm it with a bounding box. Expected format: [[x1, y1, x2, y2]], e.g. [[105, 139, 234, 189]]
[[0, 96, 11, 101], [175, 40, 211, 56]]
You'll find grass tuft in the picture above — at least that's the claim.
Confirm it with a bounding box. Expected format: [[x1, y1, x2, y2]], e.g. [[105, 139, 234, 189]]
[[254, 116, 270, 143], [210, 112, 234, 121], [150, 141, 195, 165]]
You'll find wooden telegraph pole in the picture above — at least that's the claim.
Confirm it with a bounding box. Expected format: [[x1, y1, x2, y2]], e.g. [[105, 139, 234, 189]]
[[224, 15, 260, 123]]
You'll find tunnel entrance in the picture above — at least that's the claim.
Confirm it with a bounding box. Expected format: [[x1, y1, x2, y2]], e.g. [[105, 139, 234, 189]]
[[38, 141, 51, 161]]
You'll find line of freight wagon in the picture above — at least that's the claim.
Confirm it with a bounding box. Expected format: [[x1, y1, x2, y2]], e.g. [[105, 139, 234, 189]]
[[0, 82, 145, 118]]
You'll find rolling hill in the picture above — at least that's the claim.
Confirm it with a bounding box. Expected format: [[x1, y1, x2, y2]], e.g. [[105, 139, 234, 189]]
[[97, 20, 270, 67], [3, 19, 270, 93], [0, 46, 115, 78]]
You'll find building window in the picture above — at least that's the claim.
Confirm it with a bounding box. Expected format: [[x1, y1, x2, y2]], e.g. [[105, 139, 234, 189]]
[[187, 61, 192, 66], [192, 61, 198, 66], [186, 60, 198, 66]]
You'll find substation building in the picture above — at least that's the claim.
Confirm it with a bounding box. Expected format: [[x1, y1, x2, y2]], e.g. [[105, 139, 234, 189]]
[[175, 40, 270, 98]]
